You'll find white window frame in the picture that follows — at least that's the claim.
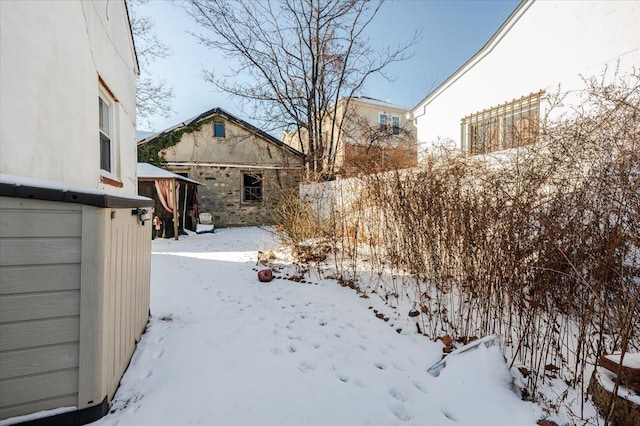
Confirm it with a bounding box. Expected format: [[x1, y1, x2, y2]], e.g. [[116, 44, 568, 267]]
[[379, 113, 388, 131], [391, 115, 400, 135], [98, 89, 117, 176]]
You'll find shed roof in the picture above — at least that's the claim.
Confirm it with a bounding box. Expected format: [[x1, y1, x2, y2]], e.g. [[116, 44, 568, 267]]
[[137, 163, 201, 185]]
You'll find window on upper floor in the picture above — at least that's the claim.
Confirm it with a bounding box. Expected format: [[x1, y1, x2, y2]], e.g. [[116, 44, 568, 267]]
[[461, 91, 543, 155], [214, 121, 226, 138], [379, 113, 388, 131], [391, 116, 400, 135], [243, 173, 262, 202], [99, 94, 113, 173]]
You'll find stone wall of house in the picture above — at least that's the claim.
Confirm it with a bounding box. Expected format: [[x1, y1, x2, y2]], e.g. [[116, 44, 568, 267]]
[[192, 166, 301, 228]]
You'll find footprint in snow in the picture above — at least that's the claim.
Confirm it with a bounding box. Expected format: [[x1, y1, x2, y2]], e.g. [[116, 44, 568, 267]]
[[140, 370, 153, 380], [411, 380, 429, 394], [374, 362, 386, 370], [388, 387, 407, 402], [388, 403, 411, 422], [336, 373, 349, 383], [288, 345, 297, 353], [441, 410, 457, 422], [153, 349, 164, 359], [352, 378, 366, 388], [298, 360, 316, 372], [392, 362, 404, 372]]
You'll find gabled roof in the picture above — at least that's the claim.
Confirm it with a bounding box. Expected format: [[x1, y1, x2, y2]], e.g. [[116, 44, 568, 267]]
[[137, 107, 305, 158], [137, 163, 201, 185], [411, 0, 531, 116]]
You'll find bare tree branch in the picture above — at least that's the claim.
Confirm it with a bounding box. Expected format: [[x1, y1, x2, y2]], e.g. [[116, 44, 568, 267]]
[[128, 0, 174, 130], [183, 0, 420, 178]]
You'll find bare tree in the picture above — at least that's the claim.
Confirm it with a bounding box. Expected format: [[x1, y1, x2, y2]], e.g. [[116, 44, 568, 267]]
[[183, 0, 419, 179], [128, 0, 174, 130]]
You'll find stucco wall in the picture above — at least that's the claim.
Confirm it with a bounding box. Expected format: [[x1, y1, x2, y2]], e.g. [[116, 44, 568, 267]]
[[162, 118, 300, 167], [412, 0, 640, 152], [0, 0, 138, 194]]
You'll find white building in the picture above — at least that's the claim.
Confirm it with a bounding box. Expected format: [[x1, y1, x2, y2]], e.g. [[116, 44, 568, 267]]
[[1, 1, 153, 424], [1, 0, 139, 192], [411, 0, 640, 155]]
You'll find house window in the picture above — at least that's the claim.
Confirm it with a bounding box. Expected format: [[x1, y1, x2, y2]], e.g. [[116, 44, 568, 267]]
[[379, 113, 388, 131], [391, 116, 400, 135], [242, 173, 262, 202], [98, 95, 113, 172], [461, 91, 543, 155], [214, 122, 225, 138]]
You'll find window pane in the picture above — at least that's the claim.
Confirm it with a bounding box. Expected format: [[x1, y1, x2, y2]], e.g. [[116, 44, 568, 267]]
[[214, 122, 225, 138], [243, 173, 262, 202], [392, 116, 400, 135], [99, 97, 110, 136], [100, 132, 111, 172]]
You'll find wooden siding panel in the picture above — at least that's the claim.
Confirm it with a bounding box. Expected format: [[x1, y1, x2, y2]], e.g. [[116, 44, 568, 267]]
[[0, 291, 80, 323], [0, 238, 81, 266], [0, 343, 79, 380], [0, 211, 81, 238], [0, 264, 81, 295], [0, 394, 78, 421], [0, 369, 78, 408], [0, 317, 79, 351]]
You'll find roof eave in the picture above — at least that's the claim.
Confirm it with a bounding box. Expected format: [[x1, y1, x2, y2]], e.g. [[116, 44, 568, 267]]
[[410, 0, 533, 117]]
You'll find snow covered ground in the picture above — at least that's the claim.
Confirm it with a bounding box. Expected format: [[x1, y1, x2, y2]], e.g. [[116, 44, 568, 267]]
[[90, 227, 543, 426]]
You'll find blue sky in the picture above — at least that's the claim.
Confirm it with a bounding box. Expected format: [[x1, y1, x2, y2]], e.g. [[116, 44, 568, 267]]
[[136, 0, 520, 132]]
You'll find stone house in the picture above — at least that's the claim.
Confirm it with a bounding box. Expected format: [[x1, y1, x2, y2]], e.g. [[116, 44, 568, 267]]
[[138, 108, 305, 227]]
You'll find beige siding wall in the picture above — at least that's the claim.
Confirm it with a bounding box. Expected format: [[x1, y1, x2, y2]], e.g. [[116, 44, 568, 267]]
[[0, 198, 82, 419], [0, 198, 152, 420]]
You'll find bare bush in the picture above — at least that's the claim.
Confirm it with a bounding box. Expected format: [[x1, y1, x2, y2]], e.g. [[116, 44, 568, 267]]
[[272, 68, 640, 421]]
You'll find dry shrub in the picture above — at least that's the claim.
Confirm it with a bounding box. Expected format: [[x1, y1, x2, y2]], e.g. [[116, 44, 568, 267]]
[[274, 68, 640, 421]]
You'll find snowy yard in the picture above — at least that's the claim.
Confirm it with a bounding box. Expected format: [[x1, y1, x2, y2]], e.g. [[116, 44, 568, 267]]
[[90, 227, 542, 426]]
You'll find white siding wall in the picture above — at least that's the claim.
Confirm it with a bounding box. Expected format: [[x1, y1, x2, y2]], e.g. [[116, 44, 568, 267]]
[[412, 1, 640, 151], [0, 0, 138, 193]]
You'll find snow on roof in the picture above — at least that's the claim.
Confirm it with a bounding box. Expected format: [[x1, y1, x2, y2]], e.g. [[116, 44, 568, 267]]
[[137, 163, 201, 185], [348, 95, 410, 111]]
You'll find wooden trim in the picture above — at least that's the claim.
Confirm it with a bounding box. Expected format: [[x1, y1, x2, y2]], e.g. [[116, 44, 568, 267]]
[[97, 75, 118, 103], [100, 175, 124, 188]]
